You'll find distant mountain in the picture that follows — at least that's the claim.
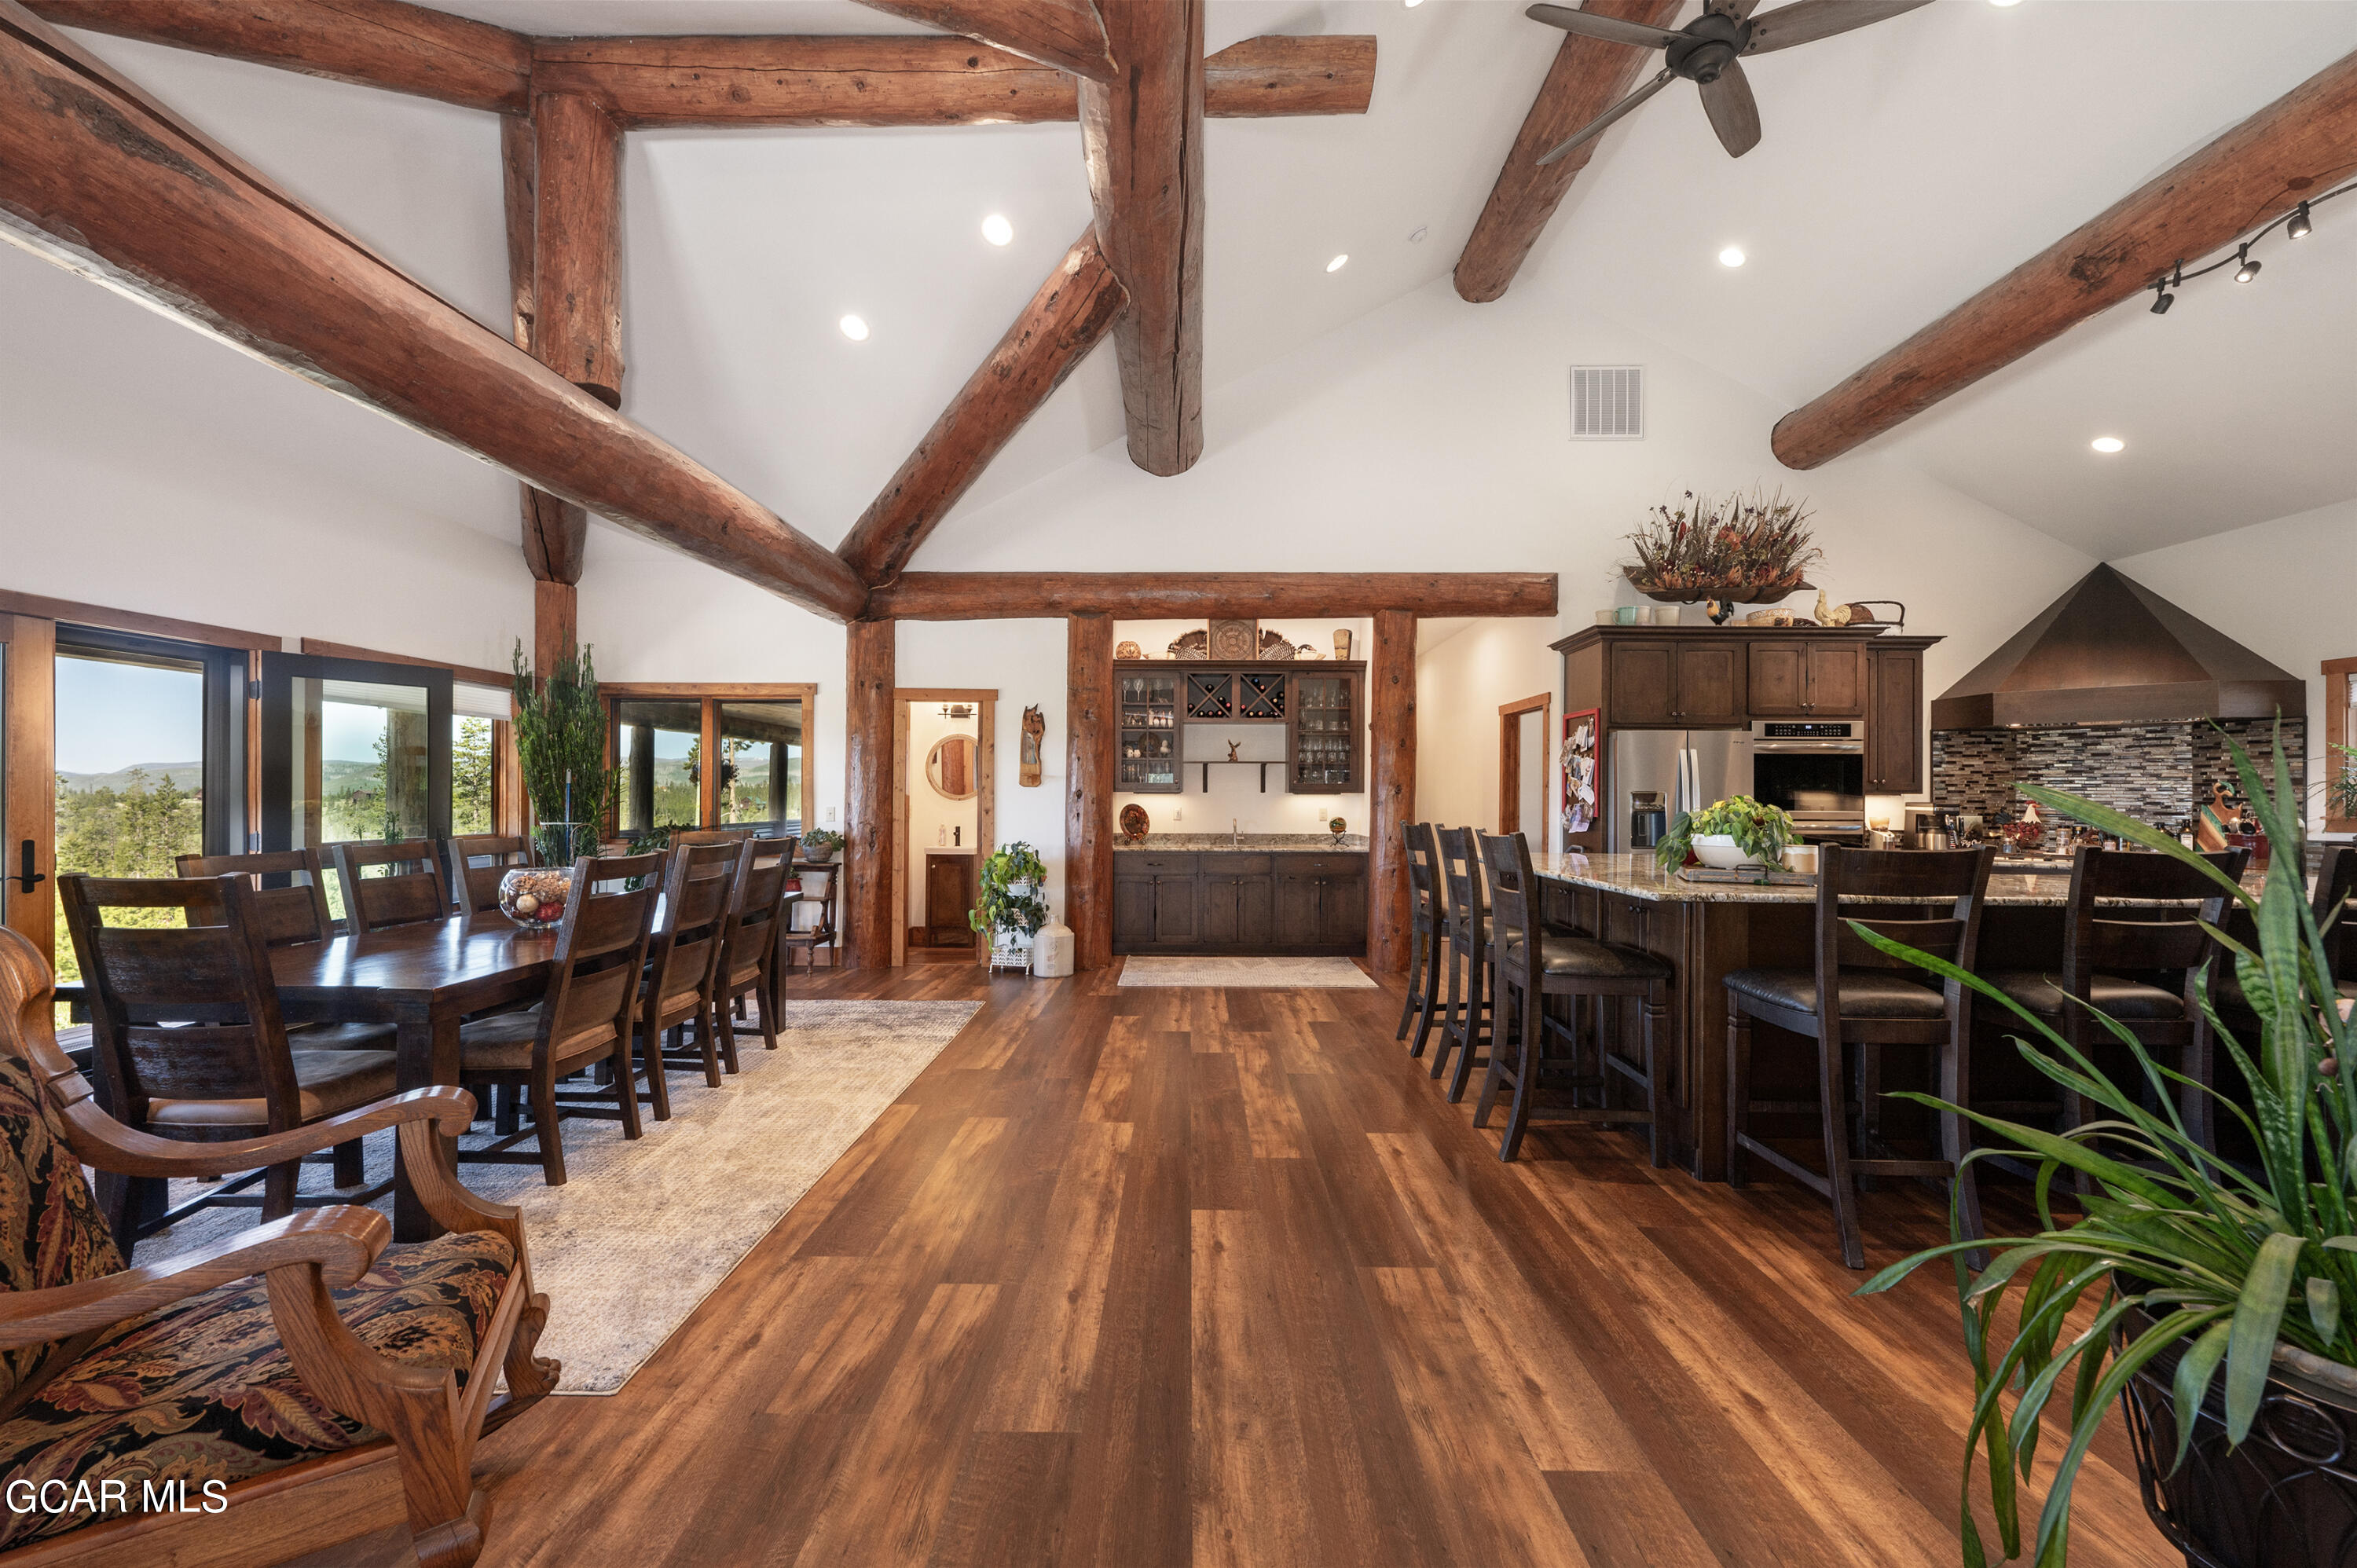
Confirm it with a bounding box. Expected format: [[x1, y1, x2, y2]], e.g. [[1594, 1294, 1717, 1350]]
[[57, 762, 202, 794]]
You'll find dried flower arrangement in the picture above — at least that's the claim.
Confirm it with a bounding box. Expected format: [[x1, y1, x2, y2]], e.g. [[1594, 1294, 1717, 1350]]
[[1621, 488, 1822, 606]]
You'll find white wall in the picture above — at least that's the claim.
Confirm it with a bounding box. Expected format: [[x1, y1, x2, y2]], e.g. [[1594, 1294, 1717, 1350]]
[[1415, 617, 1565, 852], [903, 702, 978, 927], [2115, 497, 2357, 838]]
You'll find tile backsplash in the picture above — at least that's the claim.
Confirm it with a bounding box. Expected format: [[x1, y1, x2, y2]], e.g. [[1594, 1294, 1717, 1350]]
[[1933, 720, 2306, 838]]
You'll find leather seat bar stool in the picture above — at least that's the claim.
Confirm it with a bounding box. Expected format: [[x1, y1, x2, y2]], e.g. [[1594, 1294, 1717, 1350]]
[[174, 848, 397, 1061], [2216, 844, 2357, 1018], [1397, 823, 1447, 1057], [1725, 845, 1995, 1270], [1475, 830, 1670, 1164], [1982, 844, 2245, 1160], [61, 873, 397, 1241], [1431, 826, 1506, 1104]]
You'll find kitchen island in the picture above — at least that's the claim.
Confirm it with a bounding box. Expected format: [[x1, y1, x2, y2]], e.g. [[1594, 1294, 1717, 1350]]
[[1114, 834, 1369, 956], [1529, 851, 2268, 1180]]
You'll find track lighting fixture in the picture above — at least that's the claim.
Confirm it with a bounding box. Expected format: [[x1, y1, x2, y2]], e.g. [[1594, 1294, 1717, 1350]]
[[2233, 244, 2260, 284], [2143, 180, 2350, 318], [2150, 279, 2173, 315], [2289, 201, 2313, 240]]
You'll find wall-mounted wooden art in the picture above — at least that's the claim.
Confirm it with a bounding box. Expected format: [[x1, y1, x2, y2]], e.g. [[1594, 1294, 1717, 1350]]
[[1020, 705, 1044, 786]]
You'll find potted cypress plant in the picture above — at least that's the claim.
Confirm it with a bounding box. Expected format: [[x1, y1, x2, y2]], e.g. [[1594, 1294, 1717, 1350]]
[[502, 641, 616, 929], [1857, 727, 2357, 1568]]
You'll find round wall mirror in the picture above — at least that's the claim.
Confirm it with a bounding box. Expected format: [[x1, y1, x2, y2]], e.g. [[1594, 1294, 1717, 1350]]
[[926, 735, 977, 800]]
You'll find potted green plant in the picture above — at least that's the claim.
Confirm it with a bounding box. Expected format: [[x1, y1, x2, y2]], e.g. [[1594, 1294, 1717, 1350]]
[[504, 643, 616, 926], [1857, 727, 2357, 1568], [800, 827, 843, 864], [1653, 795, 1797, 871], [971, 841, 1049, 962]]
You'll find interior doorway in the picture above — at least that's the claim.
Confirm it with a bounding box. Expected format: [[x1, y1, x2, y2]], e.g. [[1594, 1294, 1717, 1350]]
[[1498, 693, 1552, 841], [891, 689, 995, 967]]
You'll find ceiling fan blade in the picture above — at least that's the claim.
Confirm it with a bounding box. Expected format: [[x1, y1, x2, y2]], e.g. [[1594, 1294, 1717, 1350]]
[[1699, 60, 1761, 158], [1524, 3, 1684, 51], [1535, 66, 1677, 166], [1743, 0, 1931, 56]]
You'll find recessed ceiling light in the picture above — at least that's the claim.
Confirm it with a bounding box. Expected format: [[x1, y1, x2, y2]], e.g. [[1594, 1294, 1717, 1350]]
[[2091, 436, 2124, 453], [1405, 0, 1425, 8], [1325, 254, 1350, 273], [1989, 0, 2022, 8], [981, 214, 1014, 246], [838, 314, 870, 341], [1718, 246, 1746, 268]]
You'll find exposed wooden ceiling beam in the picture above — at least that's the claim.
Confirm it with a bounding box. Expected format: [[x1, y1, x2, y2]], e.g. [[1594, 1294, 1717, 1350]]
[[1454, 0, 1683, 304], [500, 111, 587, 591], [529, 34, 1368, 129], [838, 227, 1128, 588], [533, 90, 624, 408], [1773, 46, 2357, 470], [0, 3, 866, 620], [1080, 0, 1204, 477], [865, 573, 1561, 621], [20, 0, 531, 112], [854, 0, 1114, 83]]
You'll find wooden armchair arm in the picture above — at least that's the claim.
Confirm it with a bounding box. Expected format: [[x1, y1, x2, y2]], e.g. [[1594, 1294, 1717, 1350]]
[[0, 1207, 387, 1350], [47, 1079, 480, 1180]]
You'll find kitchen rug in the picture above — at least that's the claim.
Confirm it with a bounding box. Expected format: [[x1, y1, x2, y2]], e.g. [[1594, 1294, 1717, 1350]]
[[1116, 955, 1376, 988], [133, 998, 982, 1394]]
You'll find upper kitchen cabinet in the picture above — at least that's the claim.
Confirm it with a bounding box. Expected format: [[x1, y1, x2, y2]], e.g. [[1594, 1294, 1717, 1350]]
[[1864, 637, 1936, 795], [1288, 669, 1363, 793], [1118, 671, 1181, 793], [1747, 640, 1866, 718], [1604, 639, 1746, 728]]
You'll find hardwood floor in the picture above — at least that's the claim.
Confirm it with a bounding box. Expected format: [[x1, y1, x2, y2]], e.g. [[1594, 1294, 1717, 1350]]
[[324, 962, 2172, 1568]]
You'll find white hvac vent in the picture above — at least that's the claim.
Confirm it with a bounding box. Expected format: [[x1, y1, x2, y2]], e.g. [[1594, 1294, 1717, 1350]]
[[1570, 365, 1644, 439]]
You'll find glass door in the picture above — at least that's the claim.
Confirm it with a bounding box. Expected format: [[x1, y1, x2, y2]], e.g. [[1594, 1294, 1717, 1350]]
[[260, 653, 451, 906], [1118, 672, 1180, 792], [717, 698, 805, 834], [0, 614, 50, 960], [1288, 673, 1360, 793]]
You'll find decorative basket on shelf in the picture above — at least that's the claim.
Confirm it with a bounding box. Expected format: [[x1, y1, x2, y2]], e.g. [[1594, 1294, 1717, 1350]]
[[1618, 487, 1822, 625]]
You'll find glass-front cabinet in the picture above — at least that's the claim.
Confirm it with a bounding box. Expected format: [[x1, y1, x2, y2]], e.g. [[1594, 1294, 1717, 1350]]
[[1118, 672, 1181, 792], [1286, 672, 1362, 793]]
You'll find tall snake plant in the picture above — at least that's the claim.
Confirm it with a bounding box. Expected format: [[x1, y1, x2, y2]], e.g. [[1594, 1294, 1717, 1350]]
[[1858, 724, 2352, 1568]]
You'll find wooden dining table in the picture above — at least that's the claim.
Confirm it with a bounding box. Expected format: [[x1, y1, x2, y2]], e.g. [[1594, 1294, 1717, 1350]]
[[269, 913, 560, 1240]]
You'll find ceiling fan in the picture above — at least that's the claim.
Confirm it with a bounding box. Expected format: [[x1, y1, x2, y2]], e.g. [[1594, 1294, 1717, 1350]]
[[1525, 0, 1930, 164]]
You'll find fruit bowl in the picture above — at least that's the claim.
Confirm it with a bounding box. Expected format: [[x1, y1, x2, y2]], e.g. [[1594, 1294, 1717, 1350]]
[[496, 866, 574, 932]]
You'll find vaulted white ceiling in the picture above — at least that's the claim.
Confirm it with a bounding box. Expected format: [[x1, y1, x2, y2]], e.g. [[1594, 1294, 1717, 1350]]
[[10, 0, 2354, 573]]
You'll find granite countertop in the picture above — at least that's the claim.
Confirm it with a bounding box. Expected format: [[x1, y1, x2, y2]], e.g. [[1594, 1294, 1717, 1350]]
[[1115, 833, 1369, 852], [1534, 851, 2275, 907]]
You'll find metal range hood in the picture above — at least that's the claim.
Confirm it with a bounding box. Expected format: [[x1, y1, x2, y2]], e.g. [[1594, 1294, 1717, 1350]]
[[1931, 565, 2304, 730]]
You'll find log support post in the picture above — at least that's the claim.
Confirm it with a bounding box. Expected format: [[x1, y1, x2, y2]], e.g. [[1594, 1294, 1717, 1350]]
[[845, 619, 897, 969], [1065, 614, 1115, 970], [1368, 609, 1416, 974]]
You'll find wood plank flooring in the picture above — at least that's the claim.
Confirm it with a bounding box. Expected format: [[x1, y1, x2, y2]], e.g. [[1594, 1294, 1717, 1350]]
[[328, 962, 2172, 1568]]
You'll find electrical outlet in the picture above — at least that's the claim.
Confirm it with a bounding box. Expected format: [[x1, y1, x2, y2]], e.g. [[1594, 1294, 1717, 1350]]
[[1171, 807, 1182, 822], [825, 806, 838, 824]]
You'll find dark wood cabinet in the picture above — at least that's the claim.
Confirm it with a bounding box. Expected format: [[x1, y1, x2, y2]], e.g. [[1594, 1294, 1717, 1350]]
[[1747, 640, 1864, 718], [1286, 671, 1363, 793], [1675, 642, 1746, 725], [1865, 640, 1929, 794], [922, 852, 976, 948], [1604, 639, 1744, 728], [1605, 641, 1677, 726], [1113, 850, 1365, 955]]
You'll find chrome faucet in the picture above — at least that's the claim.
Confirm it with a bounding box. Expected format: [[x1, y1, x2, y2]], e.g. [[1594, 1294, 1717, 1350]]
[[1232, 818, 1240, 849]]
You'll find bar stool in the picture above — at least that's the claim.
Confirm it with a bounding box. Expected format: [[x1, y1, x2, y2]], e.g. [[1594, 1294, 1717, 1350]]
[[1725, 845, 1995, 1270], [1430, 826, 1503, 1103], [2217, 844, 2355, 1019], [1475, 830, 1670, 1164], [1397, 822, 1447, 1057], [1982, 844, 2245, 1158]]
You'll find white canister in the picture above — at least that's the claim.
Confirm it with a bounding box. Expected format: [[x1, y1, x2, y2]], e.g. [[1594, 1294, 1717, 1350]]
[[1030, 922, 1075, 978], [1783, 844, 1820, 875]]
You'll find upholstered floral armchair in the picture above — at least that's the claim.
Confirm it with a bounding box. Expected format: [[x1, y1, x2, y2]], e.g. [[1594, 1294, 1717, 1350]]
[[0, 929, 555, 1568]]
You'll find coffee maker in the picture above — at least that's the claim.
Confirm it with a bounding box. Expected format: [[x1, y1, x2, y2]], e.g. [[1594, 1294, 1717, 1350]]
[[1629, 790, 1669, 850]]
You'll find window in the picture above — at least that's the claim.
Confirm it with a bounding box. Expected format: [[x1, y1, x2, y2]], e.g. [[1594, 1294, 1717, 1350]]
[[605, 686, 814, 837], [260, 651, 453, 860]]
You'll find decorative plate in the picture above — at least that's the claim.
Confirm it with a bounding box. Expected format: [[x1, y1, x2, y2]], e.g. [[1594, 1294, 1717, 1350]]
[[1120, 804, 1150, 842]]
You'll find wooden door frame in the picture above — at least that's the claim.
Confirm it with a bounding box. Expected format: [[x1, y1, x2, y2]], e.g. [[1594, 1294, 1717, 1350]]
[[2327, 655, 2357, 834], [1497, 692, 1551, 836], [0, 614, 56, 957], [892, 688, 995, 967]]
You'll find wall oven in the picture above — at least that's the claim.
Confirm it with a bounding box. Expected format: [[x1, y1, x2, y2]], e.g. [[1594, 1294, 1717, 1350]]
[[1750, 722, 1865, 841]]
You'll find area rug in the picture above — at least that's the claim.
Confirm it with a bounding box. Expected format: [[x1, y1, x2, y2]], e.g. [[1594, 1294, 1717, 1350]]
[[134, 998, 982, 1394], [1116, 955, 1376, 988]]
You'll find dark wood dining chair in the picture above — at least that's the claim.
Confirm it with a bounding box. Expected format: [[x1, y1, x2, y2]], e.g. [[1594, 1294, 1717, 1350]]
[[1982, 844, 2246, 1160], [445, 833, 532, 914], [1725, 845, 1996, 1270], [635, 839, 748, 1116], [331, 837, 452, 935], [59, 873, 396, 1238], [1429, 826, 1501, 1103], [456, 850, 663, 1186], [714, 851, 795, 1069], [1476, 831, 1670, 1165], [670, 826, 757, 847], [1397, 822, 1447, 1057], [175, 848, 395, 1053]]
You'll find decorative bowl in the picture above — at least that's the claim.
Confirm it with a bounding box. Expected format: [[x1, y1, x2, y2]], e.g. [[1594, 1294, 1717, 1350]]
[[1119, 804, 1150, 842], [1692, 833, 1772, 870], [496, 866, 574, 931]]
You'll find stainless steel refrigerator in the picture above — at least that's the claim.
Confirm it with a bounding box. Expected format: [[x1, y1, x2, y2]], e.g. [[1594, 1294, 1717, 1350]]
[[1605, 728, 1750, 853]]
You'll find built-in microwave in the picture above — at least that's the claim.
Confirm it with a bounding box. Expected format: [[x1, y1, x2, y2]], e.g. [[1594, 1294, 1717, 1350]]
[[1750, 721, 1866, 841]]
